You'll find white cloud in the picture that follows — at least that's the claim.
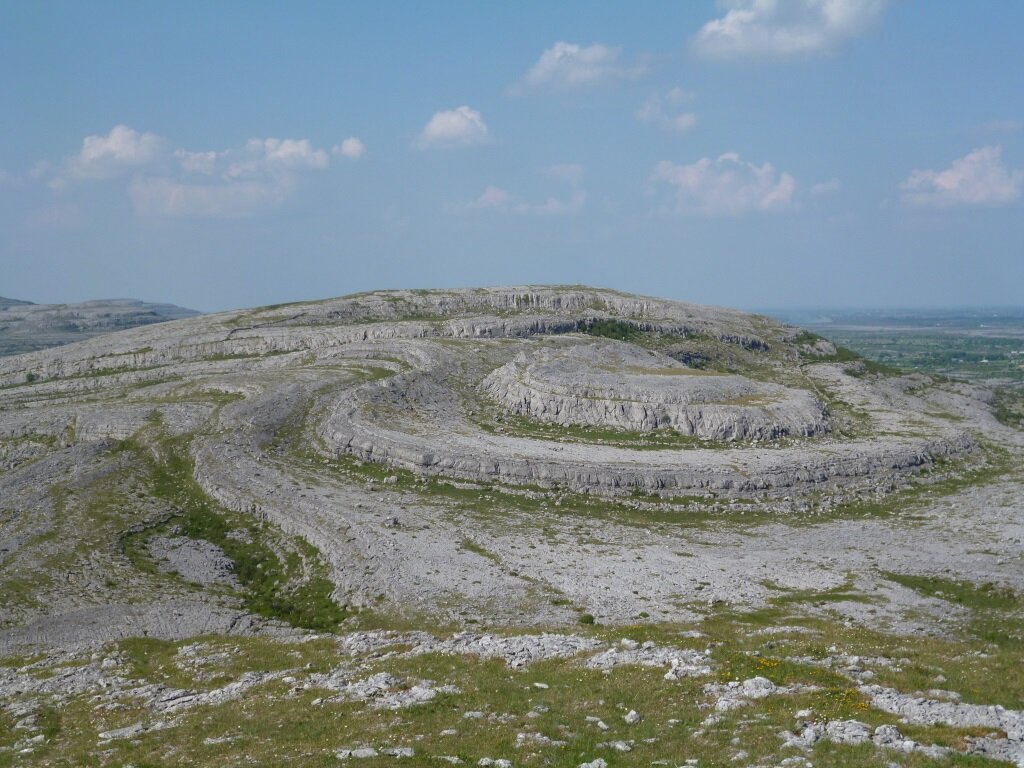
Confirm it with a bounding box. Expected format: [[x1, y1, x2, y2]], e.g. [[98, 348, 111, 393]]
[[636, 90, 698, 134], [253, 137, 328, 168], [651, 153, 796, 215], [464, 185, 511, 210], [333, 137, 366, 159], [138, 136, 329, 217], [49, 127, 333, 217], [130, 176, 294, 218], [68, 124, 163, 178], [175, 149, 224, 175], [513, 189, 586, 215], [900, 145, 1023, 208], [229, 138, 328, 177], [171, 137, 330, 179], [458, 166, 586, 215], [517, 41, 646, 91], [417, 106, 490, 148], [670, 113, 698, 132], [693, 0, 886, 59], [810, 178, 841, 196]]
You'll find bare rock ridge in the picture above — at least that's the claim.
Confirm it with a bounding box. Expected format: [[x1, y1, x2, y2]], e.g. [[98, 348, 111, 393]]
[[0, 285, 1021, 768], [0, 286, 974, 501], [0, 296, 198, 357], [0, 285, 1010, 635]]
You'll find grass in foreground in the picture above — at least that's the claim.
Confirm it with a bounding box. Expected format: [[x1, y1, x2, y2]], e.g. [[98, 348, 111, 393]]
[[3, 591, 1020, 768]]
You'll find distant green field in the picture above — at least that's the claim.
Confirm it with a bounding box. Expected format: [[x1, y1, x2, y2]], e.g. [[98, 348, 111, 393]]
[[769, 308, 1024, 383], [823, 329, 1024, 381]]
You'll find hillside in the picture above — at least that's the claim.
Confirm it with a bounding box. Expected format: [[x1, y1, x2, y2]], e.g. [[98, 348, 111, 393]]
[[0, 286, 1021, 767], [0, 297, 198, 357], [0, 297, 33, 309]]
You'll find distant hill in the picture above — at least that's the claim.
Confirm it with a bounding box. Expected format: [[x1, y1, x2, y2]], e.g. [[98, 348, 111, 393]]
[[0, 297, 199, 356], [0, 296, 33, 309]]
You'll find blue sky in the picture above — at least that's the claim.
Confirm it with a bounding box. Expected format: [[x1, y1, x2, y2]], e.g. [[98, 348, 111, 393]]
[[1, 1, 1022, 312]]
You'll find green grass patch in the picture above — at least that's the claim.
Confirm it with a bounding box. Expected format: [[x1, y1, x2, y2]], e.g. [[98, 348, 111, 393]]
[[820, 444, 1013, 523], [477, 410, 777, 451], [123, 433, 351, 632], [765, 576, 877, 608], [993, 387, 1024, 429], [582, 318, 640, 341], [816, 345, 864, 364], [201, 349, 292, 362], [883, 572, 1022, 613], [856, 357, 904, 376], [460, 538, 502, 565]]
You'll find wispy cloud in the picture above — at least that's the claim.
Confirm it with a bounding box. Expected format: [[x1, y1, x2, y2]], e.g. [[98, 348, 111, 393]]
[[651, 152, 796, 215], [457, 165, 586, 215], [417, 107, 490, 148], [464, 185, 512, 211], [333, 137, 366, 159], [135, 136, 332, 217], [516, 42, 646, 91], [130, 176, 296, 218], [636, 89, 698, 134], [38, 125, 343, 218], [901, 145, 1022, 208], [974, 119, 1023, 137], [692, 0, 886, 59], [810, 178, 841, 196], [28, 161, 53, 181], [513, 188, 587, 216]]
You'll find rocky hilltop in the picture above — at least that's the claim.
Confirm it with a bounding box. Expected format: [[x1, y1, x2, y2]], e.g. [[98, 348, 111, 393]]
[[1, 286, 1022, 766], [0, 296, 198, 356]]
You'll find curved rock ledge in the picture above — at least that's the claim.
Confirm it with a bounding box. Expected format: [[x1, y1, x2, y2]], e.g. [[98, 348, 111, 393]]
[[317, 337, 975, 498], [322, 393, 973, 496], [482, 342, 830, 440]]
